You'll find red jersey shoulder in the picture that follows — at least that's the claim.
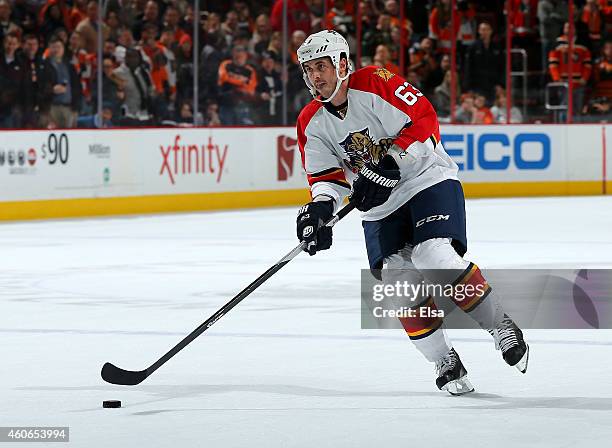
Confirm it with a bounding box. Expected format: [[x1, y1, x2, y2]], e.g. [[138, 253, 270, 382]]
[[297, 99, 323, 131], [349, 65, 400, 92]]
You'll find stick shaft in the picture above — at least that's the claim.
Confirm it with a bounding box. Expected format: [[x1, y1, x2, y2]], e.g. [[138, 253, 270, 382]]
[[145, 201, 356, 376]]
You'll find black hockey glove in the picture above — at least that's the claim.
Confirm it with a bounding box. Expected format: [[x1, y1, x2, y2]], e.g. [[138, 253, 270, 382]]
[[296, 200, 334, 256], [350, 155, 400, 212]]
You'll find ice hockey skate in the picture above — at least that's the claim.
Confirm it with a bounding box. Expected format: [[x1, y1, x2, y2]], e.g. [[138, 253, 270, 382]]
[[435, 348, 475, 396], [489, 314, 530, 373]]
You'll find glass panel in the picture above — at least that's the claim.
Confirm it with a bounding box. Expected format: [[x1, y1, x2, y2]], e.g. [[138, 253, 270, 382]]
[[4, 0, 608, 130]]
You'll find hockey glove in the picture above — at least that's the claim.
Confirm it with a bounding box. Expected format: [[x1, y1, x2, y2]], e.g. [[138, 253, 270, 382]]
[[296, 200, 334, 256], [350, 154, 400, 212]]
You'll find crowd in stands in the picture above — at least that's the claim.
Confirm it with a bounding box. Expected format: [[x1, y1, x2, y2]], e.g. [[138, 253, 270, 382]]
[[0, 0, 610, 129]]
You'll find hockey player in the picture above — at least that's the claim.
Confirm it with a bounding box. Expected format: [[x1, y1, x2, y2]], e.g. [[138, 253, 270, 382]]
[[294, 30, 529, 395]]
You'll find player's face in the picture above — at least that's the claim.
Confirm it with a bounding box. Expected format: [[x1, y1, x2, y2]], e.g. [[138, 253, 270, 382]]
[[303, 57, 337, 99]]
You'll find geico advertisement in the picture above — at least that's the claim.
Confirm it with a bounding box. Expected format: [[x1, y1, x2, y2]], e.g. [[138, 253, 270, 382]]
[[0, 128, 308, 201], [439, 125, 565, 182]]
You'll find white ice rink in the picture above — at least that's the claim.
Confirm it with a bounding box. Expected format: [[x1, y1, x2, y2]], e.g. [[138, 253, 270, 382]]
[[1, 196, 612, 447]]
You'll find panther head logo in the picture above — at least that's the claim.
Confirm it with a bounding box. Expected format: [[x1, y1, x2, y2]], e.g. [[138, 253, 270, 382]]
[[338, 128, 394, 172]]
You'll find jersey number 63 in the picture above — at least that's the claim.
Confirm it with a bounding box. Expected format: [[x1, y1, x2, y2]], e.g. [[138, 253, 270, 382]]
[[395, 82, 423, 106]]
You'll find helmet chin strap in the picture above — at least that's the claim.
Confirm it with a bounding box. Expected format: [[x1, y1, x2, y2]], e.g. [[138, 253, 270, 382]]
[[316, 66, 350, 103]]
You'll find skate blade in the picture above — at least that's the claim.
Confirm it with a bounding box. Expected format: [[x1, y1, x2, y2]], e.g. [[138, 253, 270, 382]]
[[514, 344, 529, 374], [442, 375, 475, 396]]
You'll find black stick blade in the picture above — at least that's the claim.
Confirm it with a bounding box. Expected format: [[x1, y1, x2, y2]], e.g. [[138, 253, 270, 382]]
[[101, 362, 148, 386]]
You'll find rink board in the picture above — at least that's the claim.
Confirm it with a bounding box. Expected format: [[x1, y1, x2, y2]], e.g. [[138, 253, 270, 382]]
[[0, 124, 609, 220]]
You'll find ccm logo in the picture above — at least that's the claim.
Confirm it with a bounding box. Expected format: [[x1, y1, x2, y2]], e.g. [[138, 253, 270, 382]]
[[416, 214, 450, 227]]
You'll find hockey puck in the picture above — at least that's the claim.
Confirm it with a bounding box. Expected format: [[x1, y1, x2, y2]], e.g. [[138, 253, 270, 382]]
[[102, 400, 121, 408]]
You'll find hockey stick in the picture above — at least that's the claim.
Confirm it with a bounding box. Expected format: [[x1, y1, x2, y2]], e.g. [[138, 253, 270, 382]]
[[101, 200, 357, 385]]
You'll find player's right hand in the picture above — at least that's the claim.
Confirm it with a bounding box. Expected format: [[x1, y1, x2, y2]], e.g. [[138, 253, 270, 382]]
[[296, 200, 334, 256], [350, 155, 400, 212]]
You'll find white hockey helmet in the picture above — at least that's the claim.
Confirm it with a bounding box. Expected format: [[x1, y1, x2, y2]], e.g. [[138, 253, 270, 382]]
[[297, 30, 354, 103]]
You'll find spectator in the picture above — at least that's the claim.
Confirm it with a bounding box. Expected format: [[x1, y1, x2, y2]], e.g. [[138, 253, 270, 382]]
[[463, 21, 504, 104], [326, 0, 354, 36], [103, 38, 117, 58], [91, 56, 125, 120], [363, 14, 393, 60], [11, 0, 37, 36], [176, 34, 194, 106], [38, 1, 71, 42], [429, 0, 452, 54], [581, 0, 605, 55], [387, 25, 412, 70], [204, 12, 229, 48], [221, 10, 240, 44], [256, 51, 282, 124], [471, 94, 494, 123], [0, 31, 26, 127], [548, 22, 593, 116], [454, 93, 475, 123], [250, 13, 271, 56], [512, 0, 539, 39], [76, 102, 114, 127], [112, 47, 155, 124], [490, 91, 523, 123], [286, 32, 310, 121], [408, 37, 438, 93], [137, 23, 172, 120], [107, 0, 138, 30], [426, 53, 451, 95], [593, 40, 612, 97], [162, 5, 186, 44], [373, 43, 399, 74], [511, 0, 539, 68], [53, 27, 69, 45], [115, 27, 135, 64], [105, 10, 121, 41], [385, 0, 408, 32], [432, 70, 461, 120], [69, 0, 87, 30], [200, 26, 228, 102], [289, 30, 306, 65], [0, 0, 22, 42], [583, 40, 612, 119], [75, 1, 110, 53], [203, 99, 221, 126], [270, 0, 311, 35], [217, 44, 257, 125], [357, 0, 378, 36], [138, 22, 160, 67], [22, 33, 47, 128], [234, 0, 253, 36], [175, 100, 201, 126], [67, 30, 94, 113], [133, 0, 160, 42], [537, 0, 568, 72], [406, 70, 423, 91], [266, 30, 282, 61], [42, 36, 82, 128], [158, 27, 177, 93]]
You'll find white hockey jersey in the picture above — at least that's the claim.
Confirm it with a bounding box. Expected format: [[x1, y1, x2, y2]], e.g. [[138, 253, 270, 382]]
[[297, 66, 459, 221]]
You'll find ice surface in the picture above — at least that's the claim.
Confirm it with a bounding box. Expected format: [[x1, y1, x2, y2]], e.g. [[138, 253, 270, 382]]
[[1, 196, 612, 447]]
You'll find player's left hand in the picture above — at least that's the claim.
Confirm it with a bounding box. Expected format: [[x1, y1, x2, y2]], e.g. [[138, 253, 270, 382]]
[[350, 154, 400, 212]]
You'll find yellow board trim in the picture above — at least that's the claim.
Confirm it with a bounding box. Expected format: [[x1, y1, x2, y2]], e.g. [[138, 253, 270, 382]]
[[0, 181, 607, 221], [0, 189, 311, 221], [463, 180, 602, 197]]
